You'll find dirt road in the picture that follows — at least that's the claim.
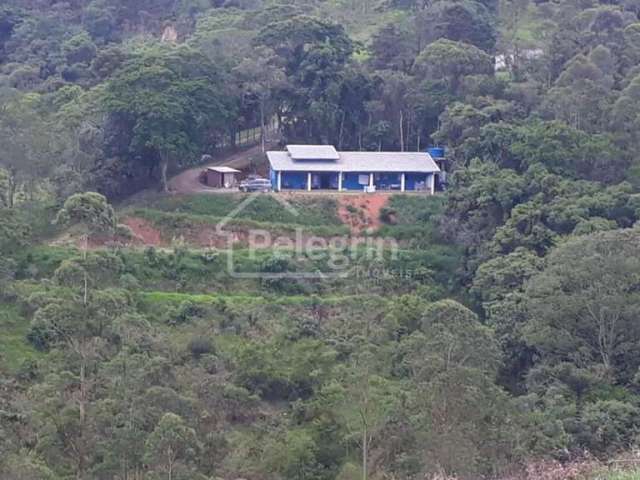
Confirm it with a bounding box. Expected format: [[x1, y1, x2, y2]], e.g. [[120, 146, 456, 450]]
[[167, 144, 267, 194]]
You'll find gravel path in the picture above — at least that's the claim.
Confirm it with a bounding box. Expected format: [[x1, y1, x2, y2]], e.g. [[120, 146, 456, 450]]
[[167, 144, 267, 194]]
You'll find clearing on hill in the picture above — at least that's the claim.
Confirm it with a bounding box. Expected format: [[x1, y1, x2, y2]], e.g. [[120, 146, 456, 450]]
[[336, 193, 391, 234]]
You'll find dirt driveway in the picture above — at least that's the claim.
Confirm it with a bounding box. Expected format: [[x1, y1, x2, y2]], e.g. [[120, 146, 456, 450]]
[[168, 144, 267, 194]]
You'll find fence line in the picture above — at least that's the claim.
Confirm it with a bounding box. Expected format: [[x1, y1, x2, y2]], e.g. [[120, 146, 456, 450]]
[[218, 118, 279, 149]]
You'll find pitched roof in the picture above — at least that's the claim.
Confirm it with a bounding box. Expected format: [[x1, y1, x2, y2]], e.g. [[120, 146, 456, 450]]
[[267, 149, 440, 173], [286, 144, 340, 160], [207, 166, 241, 173]]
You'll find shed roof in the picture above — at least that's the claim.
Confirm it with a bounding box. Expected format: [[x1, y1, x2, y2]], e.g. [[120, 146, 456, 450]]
[[286, 144, 340, 160], [207, 166, 241, 173], [267, 149, 440, 173]]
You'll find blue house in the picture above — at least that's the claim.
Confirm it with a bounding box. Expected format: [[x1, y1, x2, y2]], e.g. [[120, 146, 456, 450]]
[[267, 145, 441, 193]]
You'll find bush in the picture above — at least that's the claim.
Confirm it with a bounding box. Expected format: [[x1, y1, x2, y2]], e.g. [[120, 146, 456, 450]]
[[0, 207, 31, 254], [188, 337, 215, 359], [171, 300, 207, 324], [0, 257, 16, 295], [260, 255, 307, 294], [578, 400, 640, 455], [379, 206, 398, 224], [119, 273, 140, 290], [63, 31, 97, 64], [26, 321, 53, 351]]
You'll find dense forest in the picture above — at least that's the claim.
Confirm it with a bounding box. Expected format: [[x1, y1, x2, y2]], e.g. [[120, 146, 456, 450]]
[[3, 0, 640, 479]]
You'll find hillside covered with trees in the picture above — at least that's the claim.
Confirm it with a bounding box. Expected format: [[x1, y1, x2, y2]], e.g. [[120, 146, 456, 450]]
[[3, 0, 640, 479]]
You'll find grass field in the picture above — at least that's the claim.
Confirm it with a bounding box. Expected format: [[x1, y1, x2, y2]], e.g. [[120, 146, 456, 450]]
[[128, 207, 350, 239], [600, 468, 640, 479], [125, 193, 343, 227]]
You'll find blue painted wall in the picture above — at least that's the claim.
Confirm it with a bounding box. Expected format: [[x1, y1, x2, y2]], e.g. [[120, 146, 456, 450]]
[[281, 171, 307, 189], [343, 173, 367, 190], [272, 170, 433, 191]]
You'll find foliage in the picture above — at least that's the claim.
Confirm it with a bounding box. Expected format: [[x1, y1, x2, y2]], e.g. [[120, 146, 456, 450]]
[[101, 43, 235, 191], [524, 229, 640, 384], [144, 413, 198, 479], [3, 0, 640, 477], [415, 39, 493, 94], [0, 207, 30, 254], [0, 304, 43, 373], [54, 191, 116, 234]]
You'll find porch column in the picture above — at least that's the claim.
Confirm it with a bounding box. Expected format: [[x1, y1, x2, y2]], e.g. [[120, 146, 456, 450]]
[[338, 172, 343, 191], [277, 171, 282, 192], [429, 173, 435, 195], [400, 173, 406, 192], [307, 172, 312, 191], [369, 173, 374, 189]]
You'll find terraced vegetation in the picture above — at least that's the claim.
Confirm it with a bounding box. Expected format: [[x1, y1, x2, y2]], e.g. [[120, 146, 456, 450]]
[[4, 193, 462, 373], [118, 194, 351, 245], [127, 193, 344, 226]]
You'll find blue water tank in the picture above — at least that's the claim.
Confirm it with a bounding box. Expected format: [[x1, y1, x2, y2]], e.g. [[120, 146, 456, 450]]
[[427, 147, 445, 158]]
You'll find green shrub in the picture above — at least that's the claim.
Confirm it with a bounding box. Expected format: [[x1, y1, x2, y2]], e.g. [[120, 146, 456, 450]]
[[260, 255, 309, 295], [376, 195, 449, 248], [0, 305, 43, 369], [578, 400, 640, 455], [171, 300, 207, 325], [119, 273, 140, 290], [379, 206, 398, 224], [188, 337, 215, 358]]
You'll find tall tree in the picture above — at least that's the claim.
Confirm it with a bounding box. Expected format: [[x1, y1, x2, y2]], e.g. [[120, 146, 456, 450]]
[[0, 90, 57, 207], [414, 39, 493, 95], [255, 15, 354, 143], [232, 48, 286, 152], [144, 413, 198, 480], [102, 43, 234, 192], [525, 228, 640, 382]]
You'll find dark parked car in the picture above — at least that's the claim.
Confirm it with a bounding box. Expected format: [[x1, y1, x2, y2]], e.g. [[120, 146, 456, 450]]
[[239, 178, 272, 192]]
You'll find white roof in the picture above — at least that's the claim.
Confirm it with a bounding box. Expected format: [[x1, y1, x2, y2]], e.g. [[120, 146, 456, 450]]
[[207, 166, 241, 173], [267, 150, 440, 173], [286, 144, 340, 160]]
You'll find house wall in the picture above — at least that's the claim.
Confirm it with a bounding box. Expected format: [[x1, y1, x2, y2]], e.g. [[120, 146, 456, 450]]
[[343, 173, 368, 190], [405, 173, 428, 191], [271, 169, 436, 192], [281, 171, 308, 189], [222, 173, 237, 187], [206, 170, 223, 187]]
